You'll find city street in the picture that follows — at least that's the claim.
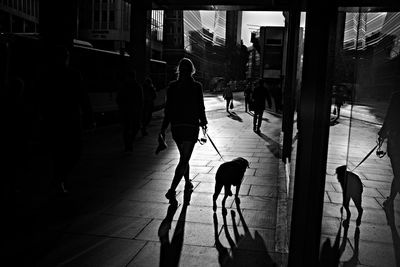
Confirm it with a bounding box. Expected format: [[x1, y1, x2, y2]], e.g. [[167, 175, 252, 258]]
[[24, 91, 286, 266], [11, 91, 399, 267]]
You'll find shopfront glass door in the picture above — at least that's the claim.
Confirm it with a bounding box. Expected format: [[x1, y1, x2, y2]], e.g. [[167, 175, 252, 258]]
[[320, 9, 400, 267]]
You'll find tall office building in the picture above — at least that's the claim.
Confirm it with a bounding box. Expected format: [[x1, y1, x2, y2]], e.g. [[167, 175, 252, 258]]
[[343, 12, 387, 50], [226, 10, 242, 48], [213, 11, 226, 46], [0, 0, 39, 33], [77, 0, 131, 51]]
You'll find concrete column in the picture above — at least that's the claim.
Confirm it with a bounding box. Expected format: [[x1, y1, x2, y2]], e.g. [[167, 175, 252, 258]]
[[39, 0, 78, 48], [288, 1, 338, 266], [130, 2, 151, 84]]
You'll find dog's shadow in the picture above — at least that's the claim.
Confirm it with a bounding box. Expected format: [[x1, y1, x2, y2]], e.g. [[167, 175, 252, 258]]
[[213, 200, 277, 267], [227, 111, 243, 122], [158, 189, 193, 267], [319, 222, 360, 267]]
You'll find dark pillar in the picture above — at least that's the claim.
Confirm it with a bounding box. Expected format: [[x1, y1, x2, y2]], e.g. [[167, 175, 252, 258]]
[[130, 2, 151, 84], [282, 9, 300, 163], [39, 0, 77, 48], [288, 1, 338, 266]]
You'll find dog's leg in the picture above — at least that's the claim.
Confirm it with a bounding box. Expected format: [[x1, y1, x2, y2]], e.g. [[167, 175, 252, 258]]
[[213, 183, 223, 212], [222, 185, 231, 216], [225, 184, 233, 196], [353, 196, 363, 226], [235, 184, 241, 205]]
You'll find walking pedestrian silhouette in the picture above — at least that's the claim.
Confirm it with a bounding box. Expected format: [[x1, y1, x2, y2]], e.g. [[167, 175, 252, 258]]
[[116, 65, 143, 153], [379, 90, 400, 212], [39, 45, 94, 194]]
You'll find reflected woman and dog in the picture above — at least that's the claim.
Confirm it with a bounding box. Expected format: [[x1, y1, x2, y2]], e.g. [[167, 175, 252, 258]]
[[213, 199, 277, 267]]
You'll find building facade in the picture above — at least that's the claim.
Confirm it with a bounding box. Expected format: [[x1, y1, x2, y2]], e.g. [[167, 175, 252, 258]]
[[77, 0, 131, 51], [0, 0, 39, 33]]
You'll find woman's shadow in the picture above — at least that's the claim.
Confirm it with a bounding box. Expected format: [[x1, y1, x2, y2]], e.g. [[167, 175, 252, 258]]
[[213, 199, 277, 267], [158, 189, 193, 267]]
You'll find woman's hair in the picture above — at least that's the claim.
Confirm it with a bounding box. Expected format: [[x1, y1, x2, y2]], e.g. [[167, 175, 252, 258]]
[[176, 58, 196, 79]]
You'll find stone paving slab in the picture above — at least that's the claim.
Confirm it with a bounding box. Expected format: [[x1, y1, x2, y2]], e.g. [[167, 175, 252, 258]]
[[38, 234, 147, 267]]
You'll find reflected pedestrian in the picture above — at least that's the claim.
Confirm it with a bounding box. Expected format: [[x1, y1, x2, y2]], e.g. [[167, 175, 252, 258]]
[[116, 65, 144, 153], [252, 79, 270, 133], [159, 58, 208, 203], [379, 90, 400, 210], [244, 80, 252, 112], [141, 77, 157, 136], [269, 79, 282, 113], [39, 45, 95, 194], [223, 81, 234, 113]]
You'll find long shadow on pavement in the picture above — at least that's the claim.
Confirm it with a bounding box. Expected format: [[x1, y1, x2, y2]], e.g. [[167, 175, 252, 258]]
[[257, 132, 281, 159], [213, 199, 277, 267], [227, 111, 243, 122], [319, 221, 360, 267], [158, 189, 193, 267]]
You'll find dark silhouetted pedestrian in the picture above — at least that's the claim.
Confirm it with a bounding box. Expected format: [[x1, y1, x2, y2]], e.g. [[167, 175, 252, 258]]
[[159, 58, 208, 203], [244, 81, 252, 112], [379, 90, 400, 210], [141, 77, 157, 136], [223, 81, 234, 113], [268, 79, 282, 113], [252, 79, 271, 133], [116, 65, 144, 153], [39, 45, 94, 194]]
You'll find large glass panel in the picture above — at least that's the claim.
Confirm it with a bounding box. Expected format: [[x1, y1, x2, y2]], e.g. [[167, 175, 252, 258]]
[[320, 9, 400, 267], [286, 9, 306, 256]]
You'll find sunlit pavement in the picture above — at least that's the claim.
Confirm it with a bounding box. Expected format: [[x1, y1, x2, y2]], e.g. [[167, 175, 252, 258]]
[[18, 92, 399, 267], [31, 92, 287, 266]]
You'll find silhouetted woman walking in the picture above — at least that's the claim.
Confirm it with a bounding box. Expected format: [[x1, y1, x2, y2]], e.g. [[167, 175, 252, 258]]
[[160, 58, 208, 202]]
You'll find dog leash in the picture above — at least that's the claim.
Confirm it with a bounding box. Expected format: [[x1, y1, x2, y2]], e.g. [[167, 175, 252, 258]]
[[326, 139, 386, 175], [350, 139, 386, 172], [198, 127, 225, 161], [349, 144, 378, 172], [206, 132, 225, 161]]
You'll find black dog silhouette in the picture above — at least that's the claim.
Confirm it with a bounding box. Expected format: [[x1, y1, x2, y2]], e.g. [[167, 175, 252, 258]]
[[213, 157, 249, 215], [336, 165, 363, 226]]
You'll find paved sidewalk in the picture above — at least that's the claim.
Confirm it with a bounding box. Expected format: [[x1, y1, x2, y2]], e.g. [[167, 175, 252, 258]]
[[30, 104, 287, 266]]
